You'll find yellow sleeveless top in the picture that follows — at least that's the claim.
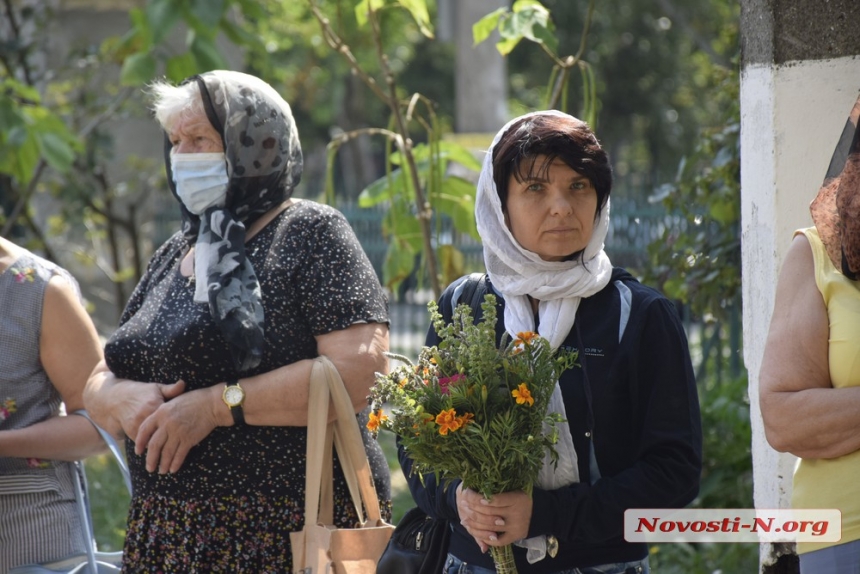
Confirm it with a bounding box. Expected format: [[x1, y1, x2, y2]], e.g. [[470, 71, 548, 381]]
[[792, 227, 860, 553]]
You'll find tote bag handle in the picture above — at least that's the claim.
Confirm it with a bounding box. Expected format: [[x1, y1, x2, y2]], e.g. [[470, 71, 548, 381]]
[[303, 356, 384, 528]]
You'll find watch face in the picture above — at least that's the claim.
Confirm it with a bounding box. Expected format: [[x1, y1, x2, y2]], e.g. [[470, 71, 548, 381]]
[[224, 385, 244, 407]]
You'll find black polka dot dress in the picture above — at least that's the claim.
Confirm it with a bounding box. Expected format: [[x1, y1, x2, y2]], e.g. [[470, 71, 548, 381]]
[[105, 201, 391, 573]]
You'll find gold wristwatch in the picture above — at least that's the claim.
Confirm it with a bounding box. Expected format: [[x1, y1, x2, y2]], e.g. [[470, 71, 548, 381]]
[[222, 380, 246, 426]]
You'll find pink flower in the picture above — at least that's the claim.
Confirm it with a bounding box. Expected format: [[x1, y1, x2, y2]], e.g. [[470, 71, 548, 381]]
[[438, 373, 466, 394]]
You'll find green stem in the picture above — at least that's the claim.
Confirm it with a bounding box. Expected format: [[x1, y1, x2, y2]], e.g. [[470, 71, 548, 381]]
[[490, 543, 518, 574]]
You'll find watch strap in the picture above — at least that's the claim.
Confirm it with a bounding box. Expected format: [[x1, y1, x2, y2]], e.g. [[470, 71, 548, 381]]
[[225, 379, 246, 426]]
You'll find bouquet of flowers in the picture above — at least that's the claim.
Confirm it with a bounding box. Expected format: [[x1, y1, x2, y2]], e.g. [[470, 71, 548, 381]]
[[367, 294, 577, 573]]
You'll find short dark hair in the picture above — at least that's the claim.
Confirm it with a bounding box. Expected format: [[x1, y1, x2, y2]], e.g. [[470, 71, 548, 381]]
[[492, 114, 612, 216]]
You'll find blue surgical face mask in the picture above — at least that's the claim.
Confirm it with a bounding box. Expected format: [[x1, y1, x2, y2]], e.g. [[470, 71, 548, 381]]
[[171, 152, 229, 215]]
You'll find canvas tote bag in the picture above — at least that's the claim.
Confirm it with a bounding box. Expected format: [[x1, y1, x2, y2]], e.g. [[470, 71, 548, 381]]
[[290, 356, 394, 574]]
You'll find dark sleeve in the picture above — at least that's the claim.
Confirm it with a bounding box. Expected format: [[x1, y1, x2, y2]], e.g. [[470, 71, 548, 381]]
[[529, 297, 703, 544], [295, 207, 388, 335]]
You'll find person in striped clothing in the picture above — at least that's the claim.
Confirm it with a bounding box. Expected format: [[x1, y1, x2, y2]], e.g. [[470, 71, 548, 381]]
[[0, 237, 105, 572]]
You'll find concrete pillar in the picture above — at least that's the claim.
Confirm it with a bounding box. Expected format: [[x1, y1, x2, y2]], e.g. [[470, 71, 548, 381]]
[[453, 0, 508, 133], [741, 0, 860, 571]]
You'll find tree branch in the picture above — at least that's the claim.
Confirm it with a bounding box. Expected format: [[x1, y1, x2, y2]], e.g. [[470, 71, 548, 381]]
[[367, 4, 441, 297], [307, 1, 390, 103]]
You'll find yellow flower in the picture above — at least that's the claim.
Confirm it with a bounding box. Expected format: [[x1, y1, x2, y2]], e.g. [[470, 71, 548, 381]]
[[512, 383, 535, 407], [366, 408, 388, 432], [435, 408, 462, 435]]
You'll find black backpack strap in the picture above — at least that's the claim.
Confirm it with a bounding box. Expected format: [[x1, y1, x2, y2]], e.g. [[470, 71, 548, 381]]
[[457, 273, 488, 317]]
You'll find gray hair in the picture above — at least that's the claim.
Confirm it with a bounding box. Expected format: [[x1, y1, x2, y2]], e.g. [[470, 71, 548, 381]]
[[148, 79, 206, 132]]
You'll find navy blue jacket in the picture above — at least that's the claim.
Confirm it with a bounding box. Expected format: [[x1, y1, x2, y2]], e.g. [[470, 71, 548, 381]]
[[399, 268, 702, 571]]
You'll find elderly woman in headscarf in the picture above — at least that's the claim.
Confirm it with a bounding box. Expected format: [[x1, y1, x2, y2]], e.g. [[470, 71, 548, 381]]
[[399, 111, 702, 574], [760, 95, 860, 573], [83, 70, 391, 572]]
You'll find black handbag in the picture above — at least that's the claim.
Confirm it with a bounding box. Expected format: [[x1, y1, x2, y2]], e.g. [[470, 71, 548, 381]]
[[376, 506, 451, 574]]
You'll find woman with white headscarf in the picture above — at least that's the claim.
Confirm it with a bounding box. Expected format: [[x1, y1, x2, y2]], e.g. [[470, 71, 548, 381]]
[[400, 111, 702, 573], [83, 71, 391, 572]]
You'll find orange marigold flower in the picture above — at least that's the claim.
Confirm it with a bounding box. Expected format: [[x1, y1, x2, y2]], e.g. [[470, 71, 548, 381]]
[[514, 331, 539, 346], [457, 412, 475, 427], [512, 383, 535, 407], [366, 409, 388, 432], [435, 408, 462, 435]]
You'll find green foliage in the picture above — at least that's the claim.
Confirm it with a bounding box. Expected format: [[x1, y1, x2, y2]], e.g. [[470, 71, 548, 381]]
[[0, 78, 81, 184], [644, 62, 740, 322], [474, 0, 558, 57], [355, 0, 433, 38], [308, 0, 472, 296], [114, 0, 267, 86], [473, 0, 596, 122], [649, 372, 756, 573], [355, 139, 482, 290], [85, 453, 132, 552]]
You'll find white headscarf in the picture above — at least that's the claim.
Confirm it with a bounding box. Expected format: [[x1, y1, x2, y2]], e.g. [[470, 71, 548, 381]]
[[476, 110, 613, 562]]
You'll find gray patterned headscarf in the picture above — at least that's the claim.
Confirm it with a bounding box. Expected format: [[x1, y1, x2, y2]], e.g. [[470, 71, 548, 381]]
[[163, 70, 303, 372]]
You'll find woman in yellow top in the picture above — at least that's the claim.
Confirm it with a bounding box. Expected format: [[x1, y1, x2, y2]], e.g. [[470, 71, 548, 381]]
[[760, 94, 860, 572]]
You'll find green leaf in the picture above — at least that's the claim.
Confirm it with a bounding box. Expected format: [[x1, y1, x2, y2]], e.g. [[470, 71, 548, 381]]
[[663, 275, 689, 302], [438, 244, 466, 287], [355, 0, 386, 27], [0, 100, 26, 134], [190, 34, 229, 72], [189, 0, 226, 29], [127, 7, 153, 46], [396, 0, 434, 38], [231, 0, 267, 20], [6, 125, 29, 147], [495, 36, 521, 56], [436, 176, 479, 240], [511, 0, 548, 13], [384, 241, 418, 291], [385, 208, 424, 252], [146, 0, 182, 44], [36, 131, 77, 172], [220, 17, 265, 50], [358, 168, 409, 207], [506, 5, 557, 54], [709, 200, 736, 225], [438, 141, 483, 172], [382, 200, 422, 292], [165, 53, 199, 83], [391, 141, 482, 172], [1, 79, 41, 103], [472, 7, 506, 46], [119, 51, 157, 86], [0, 133, 39, 184]]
